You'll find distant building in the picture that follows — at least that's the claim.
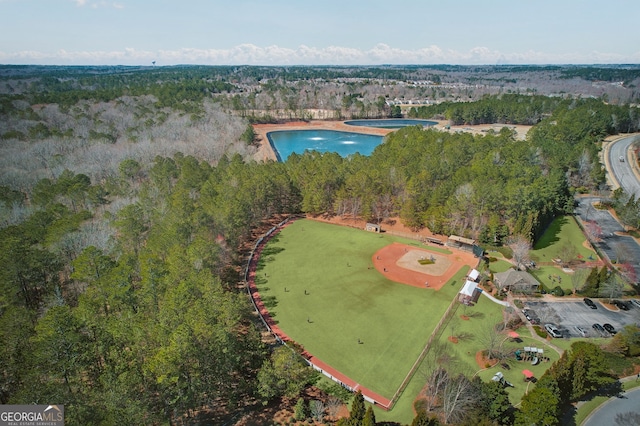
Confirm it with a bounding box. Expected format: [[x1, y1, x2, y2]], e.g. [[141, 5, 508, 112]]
[[494, 270, 540, 294]]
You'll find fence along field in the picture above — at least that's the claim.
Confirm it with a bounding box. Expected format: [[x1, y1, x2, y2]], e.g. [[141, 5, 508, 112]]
[[245, 218, 476, 410]]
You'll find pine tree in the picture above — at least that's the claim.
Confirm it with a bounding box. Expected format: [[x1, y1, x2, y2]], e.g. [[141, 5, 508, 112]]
[[294, 397, 307, 421], [348, 390, 366, 425], [362, 405, 376, 426]]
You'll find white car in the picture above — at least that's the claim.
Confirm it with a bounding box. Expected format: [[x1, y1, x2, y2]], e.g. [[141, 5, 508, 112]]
[[574, 326, 588, 337], [545, 323, 563, 338]]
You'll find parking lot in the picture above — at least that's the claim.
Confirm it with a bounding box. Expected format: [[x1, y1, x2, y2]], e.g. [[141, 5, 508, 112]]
[[523, 299, 640, 338]]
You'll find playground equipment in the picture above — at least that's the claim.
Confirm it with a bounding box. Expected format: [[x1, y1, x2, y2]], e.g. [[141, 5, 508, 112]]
[[520, 346, 546, 363], [522, 369, 536, 382], [491, 372, 514, 388]]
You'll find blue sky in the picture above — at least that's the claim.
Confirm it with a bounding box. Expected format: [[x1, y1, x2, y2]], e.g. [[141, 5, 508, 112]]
[[1, 0, 639, 65]]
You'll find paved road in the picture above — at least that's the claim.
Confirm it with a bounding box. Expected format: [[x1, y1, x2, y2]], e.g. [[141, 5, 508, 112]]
[[608, 135, 640, 199], [582, 386, 640, 426], [576, 196, 640, 280]]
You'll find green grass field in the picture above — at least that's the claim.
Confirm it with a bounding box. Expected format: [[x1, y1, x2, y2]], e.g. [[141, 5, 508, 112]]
[[256, 219, 466, 404], [375, 267, 473, 424], [532, 216, 594, 257], [255, 218, 595, 423], [530, 216, 599, 293]]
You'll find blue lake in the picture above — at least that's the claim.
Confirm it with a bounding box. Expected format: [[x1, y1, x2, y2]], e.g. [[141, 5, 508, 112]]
[[268, 130, 384, 161], [344, 119, 437, 129]]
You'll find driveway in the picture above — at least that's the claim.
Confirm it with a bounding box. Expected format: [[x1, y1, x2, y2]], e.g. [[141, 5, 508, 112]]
[[576, 196, 640, 280]]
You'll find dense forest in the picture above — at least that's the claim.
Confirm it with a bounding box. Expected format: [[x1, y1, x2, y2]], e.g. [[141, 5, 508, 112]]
[[1, 65, 640, 424]]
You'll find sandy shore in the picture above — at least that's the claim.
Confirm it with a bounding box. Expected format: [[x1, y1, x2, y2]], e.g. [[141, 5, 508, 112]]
[[252, 120, 531, 162]]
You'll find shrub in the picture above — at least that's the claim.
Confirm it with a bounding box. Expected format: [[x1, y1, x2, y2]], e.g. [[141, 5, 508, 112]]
[[507, 317, 524, 330], [413, 399, 428, 413], [533, 325, 547, 338], [294, 398, 307, 421], [496, 246, 513, 259], [315, 379, 353, 402], [553, 286, 564, 296], [602, 351, 635, 376], [514, 299, 524, 309]]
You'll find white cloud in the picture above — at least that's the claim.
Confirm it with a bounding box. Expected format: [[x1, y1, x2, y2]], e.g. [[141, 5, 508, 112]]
[[72, 0, 123, 8], [0, 44, 639, 66]]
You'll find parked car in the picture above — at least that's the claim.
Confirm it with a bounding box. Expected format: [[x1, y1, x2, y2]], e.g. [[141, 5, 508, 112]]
[[613, 300, 630, 311], [603, 323, 617, 335], [583, 298, 597, 309], [545, 323, 563, 338], [631, 299, 640, 309], [522, 308, 540, 324], [574, 326, 588, 337], [592, 323, 606, 336]]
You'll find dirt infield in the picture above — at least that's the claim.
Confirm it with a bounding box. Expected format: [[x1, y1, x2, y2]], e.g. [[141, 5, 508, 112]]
[[372, 242, 478, 290]]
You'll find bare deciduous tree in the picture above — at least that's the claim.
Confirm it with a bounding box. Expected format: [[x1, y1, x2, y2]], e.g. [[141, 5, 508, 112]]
[[442, 373, 478, 425], [309, 399, 325, 422], [558, 243, 578, 267], [570, 268, 589, 296], [599, 274, 625, 302], [479, 318, 503, 360], [507, 235, 531, 270], [425, 367, 449, 412], [325, 396, 343, 419], [583, 220, 602, 242]]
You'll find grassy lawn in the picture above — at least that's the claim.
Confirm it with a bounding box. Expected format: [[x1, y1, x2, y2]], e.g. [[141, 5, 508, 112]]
[[448, 315, 562, 407], [489, 258, 514, 274], [375, 267, 471, 424], [530, 265, 576, 295], [257, 219, 467, 415], [532, 216, 596, 258], [530, 216, 598, 292]]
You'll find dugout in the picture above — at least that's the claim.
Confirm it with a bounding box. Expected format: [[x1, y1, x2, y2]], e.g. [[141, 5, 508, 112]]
[[365, 223, 381, 233]]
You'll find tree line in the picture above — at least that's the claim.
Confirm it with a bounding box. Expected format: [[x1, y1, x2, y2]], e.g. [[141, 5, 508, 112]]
[[1, 66, 640, 423]]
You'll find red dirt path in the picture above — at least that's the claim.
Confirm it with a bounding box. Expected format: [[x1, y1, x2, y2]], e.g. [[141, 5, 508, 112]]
[[372, 242, 478, 291]]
